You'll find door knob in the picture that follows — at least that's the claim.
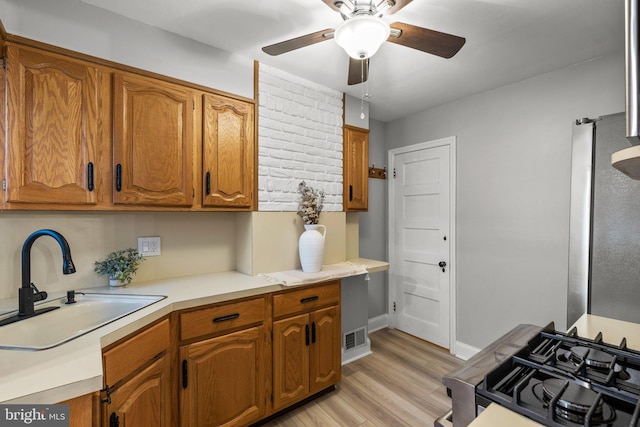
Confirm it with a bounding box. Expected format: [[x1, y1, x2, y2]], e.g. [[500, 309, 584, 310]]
[[438, 261, 447, 272]]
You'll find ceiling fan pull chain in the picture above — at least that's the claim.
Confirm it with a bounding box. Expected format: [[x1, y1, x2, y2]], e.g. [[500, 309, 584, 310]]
[[360, 60, 366, 119]]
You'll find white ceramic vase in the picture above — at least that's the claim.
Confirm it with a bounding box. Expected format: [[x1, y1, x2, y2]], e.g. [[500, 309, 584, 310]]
[[298, 224, 326, 273]]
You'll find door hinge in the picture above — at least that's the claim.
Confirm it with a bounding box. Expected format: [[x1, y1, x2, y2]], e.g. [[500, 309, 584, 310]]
[[100, 384, 112, 404], [182, 359, 188, 388], [2, 56, 6, 70], [393, 168, 397, 178], [192, 99, 195, 110], [393, 301, 396, 312], [2, 178, 6, 191]]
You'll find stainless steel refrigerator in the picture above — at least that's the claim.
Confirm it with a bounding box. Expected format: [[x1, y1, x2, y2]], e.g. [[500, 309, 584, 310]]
[[568, 112, 640, 326]]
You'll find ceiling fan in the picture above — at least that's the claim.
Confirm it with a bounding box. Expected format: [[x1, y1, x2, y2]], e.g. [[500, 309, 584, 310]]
[[262, 0, 466, 85]]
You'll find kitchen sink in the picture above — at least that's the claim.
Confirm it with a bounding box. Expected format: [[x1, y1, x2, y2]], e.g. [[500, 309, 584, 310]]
[[0, 293, 166, 351]]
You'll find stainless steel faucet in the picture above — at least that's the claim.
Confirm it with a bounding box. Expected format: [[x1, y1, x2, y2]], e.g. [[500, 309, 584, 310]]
[[18, 229, 76, 318]]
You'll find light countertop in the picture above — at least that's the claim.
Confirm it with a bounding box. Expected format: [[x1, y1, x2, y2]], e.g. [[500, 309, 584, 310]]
[[0, 258, 388, 404], [469, 314, 640, 426]]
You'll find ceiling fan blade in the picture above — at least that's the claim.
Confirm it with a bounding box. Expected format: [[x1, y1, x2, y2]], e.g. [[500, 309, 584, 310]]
[[348, 57, 369, 85], [385, 0, 413, 15], [321, 0, 341, 12], [388, 22, 465, 58], [262, 29, 334, 56]]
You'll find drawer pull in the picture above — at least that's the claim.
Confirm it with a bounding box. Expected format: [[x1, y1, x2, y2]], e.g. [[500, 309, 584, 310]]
[[300, 296, 319, 304], [213, 313, 240, 323]]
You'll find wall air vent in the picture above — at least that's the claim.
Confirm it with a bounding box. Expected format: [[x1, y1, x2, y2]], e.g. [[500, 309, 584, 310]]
[[344, 327, 366, 350]]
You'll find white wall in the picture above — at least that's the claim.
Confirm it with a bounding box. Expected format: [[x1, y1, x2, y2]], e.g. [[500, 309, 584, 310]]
[[258, 64, 343, 211], [385, 52, 625, 349]]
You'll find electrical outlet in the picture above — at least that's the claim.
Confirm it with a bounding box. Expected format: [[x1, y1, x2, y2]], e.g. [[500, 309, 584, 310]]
[[138, 236, 161, 256]]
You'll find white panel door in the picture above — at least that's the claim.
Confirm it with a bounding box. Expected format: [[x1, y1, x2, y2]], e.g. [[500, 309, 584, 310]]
[[391, 143, 451, 348]]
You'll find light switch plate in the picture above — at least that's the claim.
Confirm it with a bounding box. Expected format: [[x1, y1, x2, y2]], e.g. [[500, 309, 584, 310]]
[[138, 236, 161, 256]]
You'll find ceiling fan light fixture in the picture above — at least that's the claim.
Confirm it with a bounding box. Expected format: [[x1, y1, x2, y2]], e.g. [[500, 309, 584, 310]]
[[334, 15, 390, 59]]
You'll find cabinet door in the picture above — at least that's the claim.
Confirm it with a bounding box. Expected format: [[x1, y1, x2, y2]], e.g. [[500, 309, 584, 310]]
[[5, 45, 100, 205], [113, 72, 195, 206], [103, 353, 171, 427], [180, 325, 266, 427], [272, 313, 310, 411], [310, 305, 341, 394], [343, 126, 369, 211], [202, 93, 255, 209]]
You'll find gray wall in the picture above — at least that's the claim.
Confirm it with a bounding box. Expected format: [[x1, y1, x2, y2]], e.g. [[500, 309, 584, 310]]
[[383, 52, 625, 349], [360, 119, 388, 318]]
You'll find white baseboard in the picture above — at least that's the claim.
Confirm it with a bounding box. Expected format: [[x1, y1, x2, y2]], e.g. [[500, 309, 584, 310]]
[[368, 314, 389, 333], [454, 341, 481, 361], [342, 338, 372, 365]]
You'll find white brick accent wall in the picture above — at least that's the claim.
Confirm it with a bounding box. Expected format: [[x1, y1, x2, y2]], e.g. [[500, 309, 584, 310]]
[[258, 64, 343, 212]]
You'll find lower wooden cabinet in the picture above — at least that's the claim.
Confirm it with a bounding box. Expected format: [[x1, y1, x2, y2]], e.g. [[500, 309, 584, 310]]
[[272, 306, 340, 411], [59, 392, 99, 427], [102, 353, 172, 427], [272, 282, 341, 412], [91, 282, 341, 427], [179, 325, 267, 427], [101, 318, 172, 427]]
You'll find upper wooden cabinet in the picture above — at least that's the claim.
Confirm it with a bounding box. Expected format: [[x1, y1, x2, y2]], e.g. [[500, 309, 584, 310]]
[[113, 72, 196, 207], [343, 125, 369, 211], [4, 45, 103, 205], [1, 37, 256, 211], [202, 93, 255, 209]]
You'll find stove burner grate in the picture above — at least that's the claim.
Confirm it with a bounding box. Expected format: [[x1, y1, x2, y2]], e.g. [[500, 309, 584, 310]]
[[531, 378, 616, 424]]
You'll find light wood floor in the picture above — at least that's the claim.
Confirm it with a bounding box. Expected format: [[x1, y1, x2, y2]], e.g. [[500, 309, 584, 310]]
[[264, 328, 464, 427]]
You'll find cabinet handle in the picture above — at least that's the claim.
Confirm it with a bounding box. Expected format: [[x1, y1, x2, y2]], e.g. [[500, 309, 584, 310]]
[[87, 162, 94, 192], [312, 321, 316, 344], [305, 324, 310, 346], [182, 360, 188, 389], [110, 412, 119, 427], [349, 185, 353, 201], [300, 296, 319, 304], [213, 313, 239, 323], [206, 171, 211, 195], [115, 164, 122, 192]]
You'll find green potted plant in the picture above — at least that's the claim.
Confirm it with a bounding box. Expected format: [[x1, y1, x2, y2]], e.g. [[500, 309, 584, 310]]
[[94, 248, 145, 287]]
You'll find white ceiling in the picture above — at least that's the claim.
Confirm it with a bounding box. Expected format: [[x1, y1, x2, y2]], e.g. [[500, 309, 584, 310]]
[[81, 0, 624, 122]]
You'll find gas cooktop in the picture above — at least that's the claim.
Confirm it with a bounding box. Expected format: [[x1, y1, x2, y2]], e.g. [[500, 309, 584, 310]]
[[476, 322, 640, 426]]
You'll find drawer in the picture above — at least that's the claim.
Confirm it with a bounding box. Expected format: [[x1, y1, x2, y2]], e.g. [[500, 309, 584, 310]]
[[273, 281, 340, 319], [103, 318, 170, 385], [180, 297, 265, 341]]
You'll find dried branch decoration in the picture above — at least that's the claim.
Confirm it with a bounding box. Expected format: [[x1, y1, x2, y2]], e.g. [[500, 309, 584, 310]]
[[297, 181, 325, 225]]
